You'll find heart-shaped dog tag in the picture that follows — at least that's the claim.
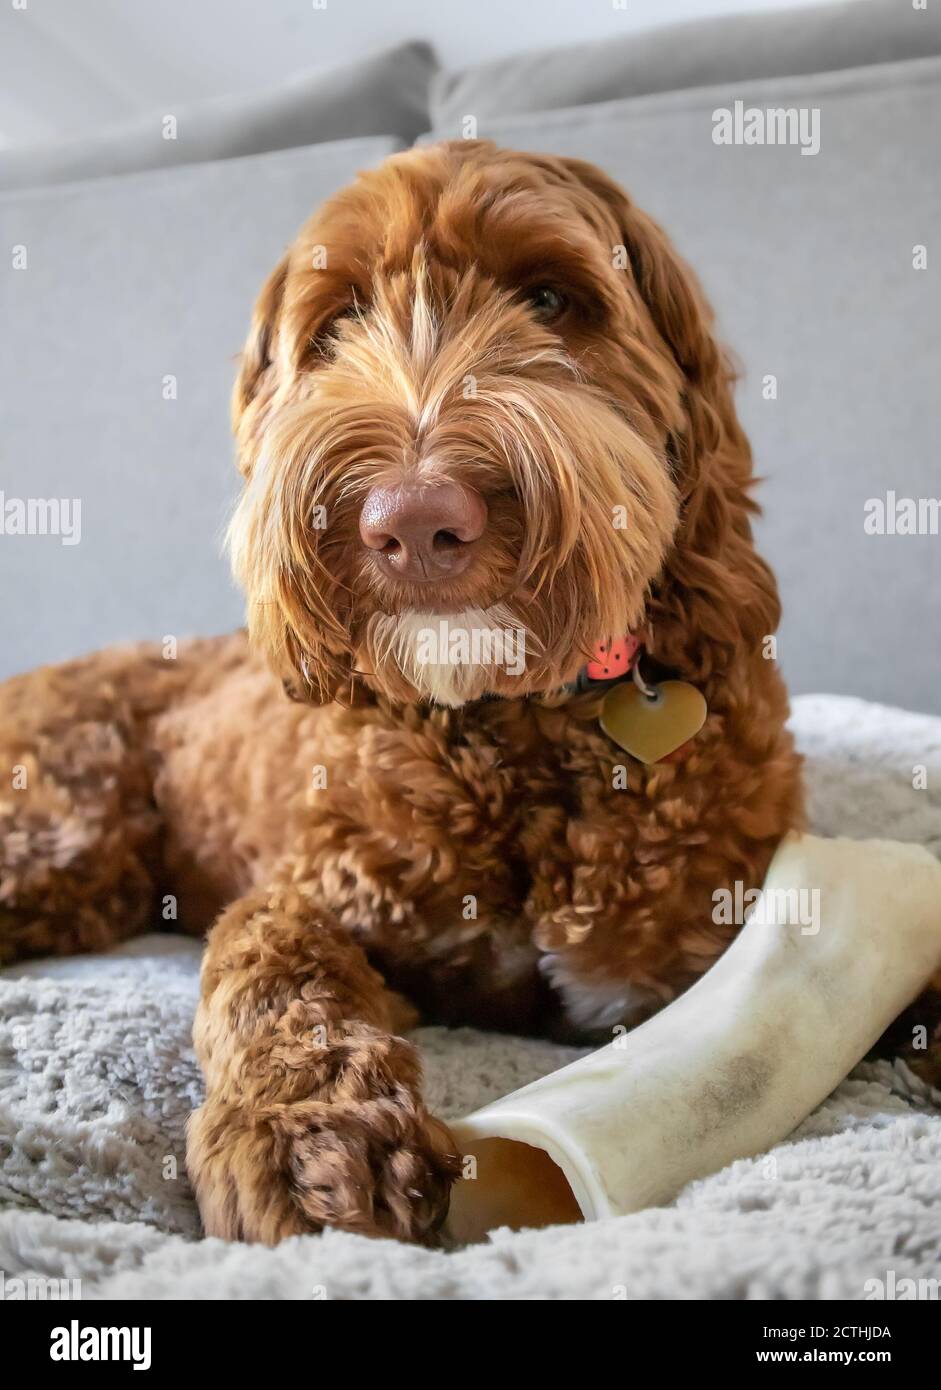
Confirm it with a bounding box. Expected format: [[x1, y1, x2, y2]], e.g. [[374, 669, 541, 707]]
[[599, 679, 707, 765]]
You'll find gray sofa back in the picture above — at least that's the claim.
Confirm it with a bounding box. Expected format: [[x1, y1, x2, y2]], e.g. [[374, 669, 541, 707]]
[[432, 0, 941, 127]]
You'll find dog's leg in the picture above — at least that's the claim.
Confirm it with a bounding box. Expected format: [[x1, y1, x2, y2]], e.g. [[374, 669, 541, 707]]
[[187, 883, 461, 1244], [0, 648, 168, 965]]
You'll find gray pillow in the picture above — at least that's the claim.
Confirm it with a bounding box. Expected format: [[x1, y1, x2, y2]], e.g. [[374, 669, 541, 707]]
[[425, 56, 941, 714], [431, 0, 940, 131], [0, 137, 403, 677], [0, 41, 434, 192]]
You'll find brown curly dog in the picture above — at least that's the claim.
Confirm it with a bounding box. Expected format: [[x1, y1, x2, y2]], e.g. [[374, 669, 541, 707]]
[[3, 141, 931, 1245]]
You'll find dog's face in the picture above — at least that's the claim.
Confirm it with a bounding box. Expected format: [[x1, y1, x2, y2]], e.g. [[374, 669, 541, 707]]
[[229, 141, 722, 707]]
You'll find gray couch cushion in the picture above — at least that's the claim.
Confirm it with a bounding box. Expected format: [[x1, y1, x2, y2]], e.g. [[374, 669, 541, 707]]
[[0, 42, 433, 191], [0, 137, 402, 677], [431, 0, 940, 132], [427, 56, 941, 713]]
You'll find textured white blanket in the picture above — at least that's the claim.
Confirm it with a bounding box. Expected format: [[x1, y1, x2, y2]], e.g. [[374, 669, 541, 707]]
[[1, 694, 939, 1300]]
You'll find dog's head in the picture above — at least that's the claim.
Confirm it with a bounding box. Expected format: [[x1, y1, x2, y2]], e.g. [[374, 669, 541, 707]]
[[229, 141, 772, 707]]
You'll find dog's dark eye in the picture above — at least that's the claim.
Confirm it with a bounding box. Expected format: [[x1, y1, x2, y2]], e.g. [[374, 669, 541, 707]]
[[311, 303, 364, 358], [525, 285, 567, 321], [324, 304, 360, 335]]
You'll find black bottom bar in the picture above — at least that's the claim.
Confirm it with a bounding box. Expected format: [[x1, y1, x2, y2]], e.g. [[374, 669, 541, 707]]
[[7, 1297, 934, 1374]]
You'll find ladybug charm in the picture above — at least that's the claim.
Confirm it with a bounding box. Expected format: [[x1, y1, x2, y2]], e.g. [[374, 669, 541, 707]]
[[585, 634, 640, 682]]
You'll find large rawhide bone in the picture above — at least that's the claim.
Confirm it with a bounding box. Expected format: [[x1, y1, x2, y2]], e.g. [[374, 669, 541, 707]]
[[447, 834, 941, 1242]]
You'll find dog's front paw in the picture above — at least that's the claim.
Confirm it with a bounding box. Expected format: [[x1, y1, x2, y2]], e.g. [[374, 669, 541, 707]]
[[187, 1093, 460, 1245], [279, 1098, 460, 1243]]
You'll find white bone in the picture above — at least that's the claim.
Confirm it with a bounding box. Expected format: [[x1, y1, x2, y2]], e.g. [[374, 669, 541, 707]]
[[447, 834, 941, 1242]]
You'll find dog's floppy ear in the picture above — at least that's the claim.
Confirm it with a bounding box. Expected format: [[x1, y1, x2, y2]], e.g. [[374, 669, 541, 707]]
[[559, 156, 781, 672], [556, 157, 728, 480], [231, 253, 289, 434]]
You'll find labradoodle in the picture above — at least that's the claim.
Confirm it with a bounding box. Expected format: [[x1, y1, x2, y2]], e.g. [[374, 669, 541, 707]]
[[5, 141, 930, 1245]]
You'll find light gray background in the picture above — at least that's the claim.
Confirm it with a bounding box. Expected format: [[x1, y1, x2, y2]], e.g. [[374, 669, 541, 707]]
[[0, 137, 402, 666]]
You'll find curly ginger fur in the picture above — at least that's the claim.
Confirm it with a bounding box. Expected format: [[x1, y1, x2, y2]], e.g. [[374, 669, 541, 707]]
[[5, 140, 909, 1246]]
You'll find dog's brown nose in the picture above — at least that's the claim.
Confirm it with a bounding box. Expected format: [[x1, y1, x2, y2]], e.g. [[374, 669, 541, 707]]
[[359, 481, 487, 581]]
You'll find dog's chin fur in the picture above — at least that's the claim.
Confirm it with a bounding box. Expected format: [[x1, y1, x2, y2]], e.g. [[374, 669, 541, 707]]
[[361, 606, 533, 708]]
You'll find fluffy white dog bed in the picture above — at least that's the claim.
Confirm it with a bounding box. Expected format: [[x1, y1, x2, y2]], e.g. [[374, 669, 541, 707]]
[[1, 694, 939, 1300]]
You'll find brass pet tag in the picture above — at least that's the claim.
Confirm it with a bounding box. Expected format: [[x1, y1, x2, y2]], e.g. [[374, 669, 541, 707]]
[[600, 668, 707, 765]]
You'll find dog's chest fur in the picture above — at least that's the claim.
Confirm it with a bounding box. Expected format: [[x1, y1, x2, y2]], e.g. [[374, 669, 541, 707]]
[[298, 692, 640, 1037], [150, 646, 682, 1039]]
